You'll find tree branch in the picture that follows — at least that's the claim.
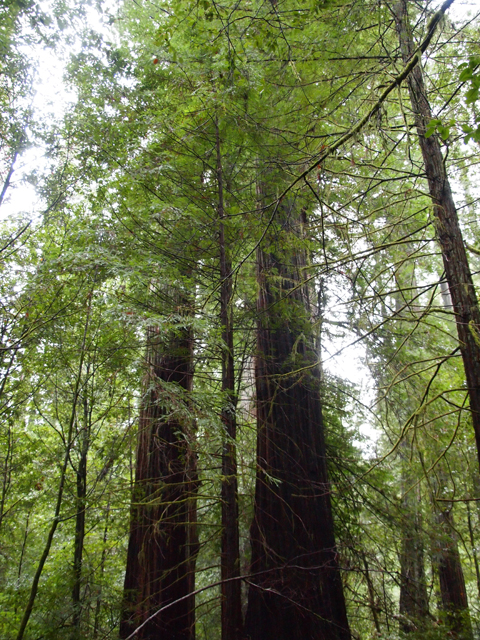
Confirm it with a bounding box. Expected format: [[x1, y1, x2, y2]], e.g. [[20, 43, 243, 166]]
[[280, 0, 456, 199]]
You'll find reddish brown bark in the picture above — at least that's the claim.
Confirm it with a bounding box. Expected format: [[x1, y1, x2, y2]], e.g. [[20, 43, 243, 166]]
[[244, 196, 351, 640], [120, 323, 198, 640], [394, 0, 480, 473], [393, 9, 475, 634], [434, 507, 473, 639]]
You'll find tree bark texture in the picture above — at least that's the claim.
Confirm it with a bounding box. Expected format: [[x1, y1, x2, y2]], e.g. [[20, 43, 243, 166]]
[[394, 0, 480, 473], [434, 507, 473, 639], [466, 485, 480, 600], [120, 322, 198, 640], [244, 194, 351, 640], [398, 499, 429, 632]]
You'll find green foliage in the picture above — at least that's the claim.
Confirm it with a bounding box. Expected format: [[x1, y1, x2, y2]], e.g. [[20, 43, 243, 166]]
[[459, 56, 480, 103], [2, 0, 480, 638], [425, 118, 454, 140]]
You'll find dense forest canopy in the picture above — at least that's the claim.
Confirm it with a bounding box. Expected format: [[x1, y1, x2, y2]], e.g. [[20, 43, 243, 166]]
[[2, 0, 480, 638]]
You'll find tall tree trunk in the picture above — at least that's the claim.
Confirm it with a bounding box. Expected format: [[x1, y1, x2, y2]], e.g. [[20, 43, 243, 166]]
[[120, 317, 198, 640], [391, 243, 430, 632], [398, 483, 429, 633], [469, 475, 480, 600], [216, 119, 243, 640], [434, 504, 472, 639], [466, 499, 480, 601], [361, 553, 381, 634], [244, 188, 351, 640], [394, 0, 480, 473]]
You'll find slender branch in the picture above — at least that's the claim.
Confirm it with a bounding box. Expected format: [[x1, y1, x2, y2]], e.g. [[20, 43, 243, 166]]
[[206, 0, 455, 296], [0, 149, 19, 208], [279, 0, 456, 200], [15, 287, 95, 640]]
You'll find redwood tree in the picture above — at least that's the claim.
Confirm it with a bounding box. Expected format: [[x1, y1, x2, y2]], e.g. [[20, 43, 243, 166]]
[[398, 485, 429, 633], [244, 183, 351, 640], [434, 505, 473, 639], [120, 317, 198, 640]]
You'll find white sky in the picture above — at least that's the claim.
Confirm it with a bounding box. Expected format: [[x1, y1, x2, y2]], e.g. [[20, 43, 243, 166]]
[[0, 0, 118, 221], [446, 0, 480, 18]]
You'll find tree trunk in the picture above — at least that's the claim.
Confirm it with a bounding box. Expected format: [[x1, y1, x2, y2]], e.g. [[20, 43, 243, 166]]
[[434, 506, 472, 639], [216, 119, 243, 640], [398, 488, 429, 633], [361, 553, 381, 634], [244, 190, 351, 640], [120, 319, 198, 640], [394, 0, 480, 473], [465, 500, 480, 604], [469, 474, 480, 600]]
